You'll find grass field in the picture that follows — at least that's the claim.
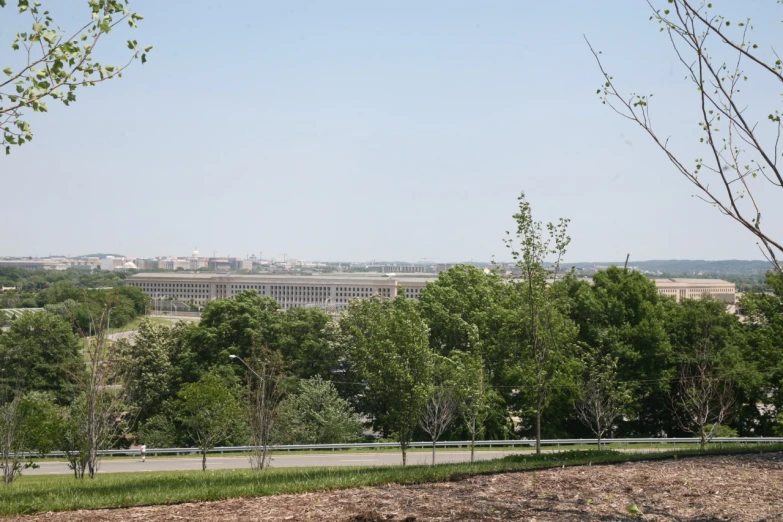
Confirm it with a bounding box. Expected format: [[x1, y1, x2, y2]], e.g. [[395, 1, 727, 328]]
[[2, 444, 782, 517], [106, 315, 189, 334]]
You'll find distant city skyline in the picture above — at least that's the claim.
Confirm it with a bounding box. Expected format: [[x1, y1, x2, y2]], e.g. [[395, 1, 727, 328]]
[[0, 250, 774, 268]]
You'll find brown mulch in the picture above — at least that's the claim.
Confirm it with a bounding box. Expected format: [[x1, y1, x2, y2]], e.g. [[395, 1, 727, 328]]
[[12, 453, 783, 521]]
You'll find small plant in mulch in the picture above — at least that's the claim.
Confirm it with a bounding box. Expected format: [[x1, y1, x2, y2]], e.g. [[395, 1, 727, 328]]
[[626, 502, 644, 517]]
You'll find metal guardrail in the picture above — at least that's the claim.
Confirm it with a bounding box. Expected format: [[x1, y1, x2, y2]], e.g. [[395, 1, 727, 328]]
[[29, 437, 783, 458]]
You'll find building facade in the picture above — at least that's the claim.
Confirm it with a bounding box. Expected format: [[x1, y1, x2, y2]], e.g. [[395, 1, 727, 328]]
[[126, 272, 737, 312], [0, 257, 99, 271], [653, 278, 736, 303], [125, 273, 437, 311]]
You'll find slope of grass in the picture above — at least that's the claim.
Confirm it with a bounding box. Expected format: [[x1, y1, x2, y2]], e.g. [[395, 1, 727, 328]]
[[2, 444, 782, 516], [106, 315, 181, 334]]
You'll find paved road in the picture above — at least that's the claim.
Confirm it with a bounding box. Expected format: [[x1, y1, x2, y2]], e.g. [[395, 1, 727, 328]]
[[27, 450, 527, 475]]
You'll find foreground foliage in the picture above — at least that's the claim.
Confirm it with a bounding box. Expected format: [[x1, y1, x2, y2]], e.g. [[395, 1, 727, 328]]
[[1, 0, 149, 155]]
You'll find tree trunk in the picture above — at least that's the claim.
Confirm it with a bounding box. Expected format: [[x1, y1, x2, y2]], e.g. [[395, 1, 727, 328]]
[[535, 410, 542, 455], [597, 433, 602, 451], [470, 427, 476, 464], [431, 440, 436, 465], [202, 448, 207, 471], [401, 443, 407, 467]]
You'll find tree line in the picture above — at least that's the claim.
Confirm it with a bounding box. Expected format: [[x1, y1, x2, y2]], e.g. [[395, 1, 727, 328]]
[[0, 267, 147, 333], [1, 194, 782, 482]]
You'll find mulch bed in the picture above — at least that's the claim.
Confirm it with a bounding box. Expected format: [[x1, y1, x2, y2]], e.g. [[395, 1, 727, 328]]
[[12, 453, 783, 521]]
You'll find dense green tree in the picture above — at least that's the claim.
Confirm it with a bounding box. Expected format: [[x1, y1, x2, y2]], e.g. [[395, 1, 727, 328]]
[[0, 311, 82, 404], [174, 373, 243, 471], [417, 266, 516, 442], [0, 391, 63, 484], [567, 267, 674, 436], [36, 283, 144, 333], [418, 265, 508, 360], [165, 320, 206, 390], [340, 296, 434, 465], [116, 318, 175, 425], [274, 377, 363, 445], [42, 299, 79, 322], [735, 271, 783, 434], [40, 281, 82, 306], [668, 299, 748, 372], [276, 307, 337, 380], [667, 298, 746, 446], [118, 285, 149, 316], [188, 291, 280, 372], [137, 413, 179, 448]]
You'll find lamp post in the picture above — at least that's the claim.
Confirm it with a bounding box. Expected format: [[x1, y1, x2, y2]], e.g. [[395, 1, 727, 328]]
[[228, 354, 263, 381], [229, 354, 275, 470]]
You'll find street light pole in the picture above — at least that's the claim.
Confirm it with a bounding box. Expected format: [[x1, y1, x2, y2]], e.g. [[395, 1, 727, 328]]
[[228, 354, 263, 381]]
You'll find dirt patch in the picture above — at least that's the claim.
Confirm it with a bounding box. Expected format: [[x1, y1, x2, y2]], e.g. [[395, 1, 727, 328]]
[[12, 453, 783, 521]]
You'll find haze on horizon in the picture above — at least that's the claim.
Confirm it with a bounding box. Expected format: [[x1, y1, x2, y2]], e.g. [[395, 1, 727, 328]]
[[2, 1, 780, 263]]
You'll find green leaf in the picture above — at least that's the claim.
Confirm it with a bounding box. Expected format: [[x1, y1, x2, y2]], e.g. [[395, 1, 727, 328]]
[[32, 22, 43, 32], [626, 502, 644, 517], [141, 53, 146, 64], [2, 66, 12, 76], [144, 45, 153, 53]]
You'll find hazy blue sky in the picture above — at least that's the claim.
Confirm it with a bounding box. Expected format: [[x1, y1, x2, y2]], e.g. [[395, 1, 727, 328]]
[[2, 0, 781, 262]]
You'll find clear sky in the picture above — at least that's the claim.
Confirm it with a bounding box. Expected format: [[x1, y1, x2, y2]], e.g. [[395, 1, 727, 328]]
[[2, 0, 781, 262]]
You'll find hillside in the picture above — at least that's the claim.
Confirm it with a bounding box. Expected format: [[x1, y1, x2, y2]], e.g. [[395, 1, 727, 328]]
[[571, 259, 772, 276]]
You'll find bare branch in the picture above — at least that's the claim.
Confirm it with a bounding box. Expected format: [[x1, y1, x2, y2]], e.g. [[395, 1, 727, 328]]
[[586, 0, 783, 274], [419, 387, 457, 465]]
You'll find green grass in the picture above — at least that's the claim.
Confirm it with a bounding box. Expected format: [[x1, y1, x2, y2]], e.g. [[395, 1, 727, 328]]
[[2, 444, 782, 516], [106, 315, 182, 334]]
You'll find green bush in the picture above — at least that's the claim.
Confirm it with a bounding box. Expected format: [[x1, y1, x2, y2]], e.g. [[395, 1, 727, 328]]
[[138, 414, 179, 448], [706, 424, 738, 438], [275, 377, 363, 445], [774, 413, 783, 437]]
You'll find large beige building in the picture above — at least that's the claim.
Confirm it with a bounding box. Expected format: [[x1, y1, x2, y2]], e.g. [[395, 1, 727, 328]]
[[126, 272, 737, 312], [654, 278, 736, 303], [125, 272, 437, 311]]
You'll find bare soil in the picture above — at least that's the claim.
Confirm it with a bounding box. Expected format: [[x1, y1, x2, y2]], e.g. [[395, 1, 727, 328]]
[[12, 453, 783, 521]]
